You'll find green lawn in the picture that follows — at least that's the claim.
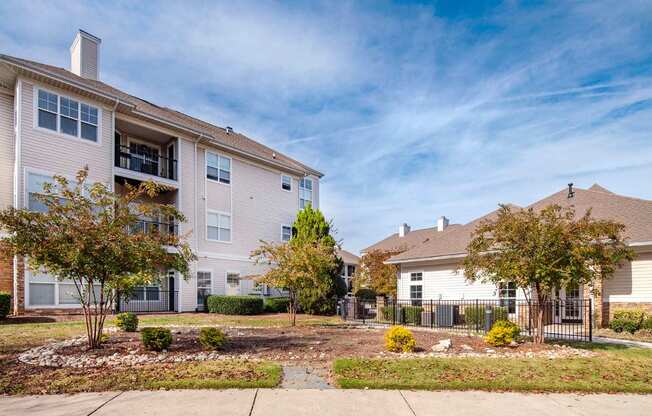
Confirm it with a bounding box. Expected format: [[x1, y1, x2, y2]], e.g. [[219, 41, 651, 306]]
[[1, 359, 281, 395], [0, 313, 342, 354], [333, 344, 652, 393]]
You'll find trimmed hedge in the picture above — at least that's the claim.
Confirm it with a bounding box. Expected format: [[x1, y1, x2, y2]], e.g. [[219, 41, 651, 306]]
[[464, 305, 508, 327], [115, 312, 138, 332], [207, 295, 264, 315], [403, 306, 424, 325], [264, 297, 290, 313], [141, 327, 172, 351], [354, 288, 377, 301], [610, 308, 648, 334], [0, 292, 10, 319]]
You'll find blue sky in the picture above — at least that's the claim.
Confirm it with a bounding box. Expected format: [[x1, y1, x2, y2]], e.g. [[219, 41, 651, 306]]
[[2, 1, 652, 253]]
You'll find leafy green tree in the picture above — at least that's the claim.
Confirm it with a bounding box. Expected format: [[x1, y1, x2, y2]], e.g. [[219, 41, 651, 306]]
[[352, 249, 404, 297], [292, 205, 342, 314], [463, 204, 634, 343], [251, 241, 338, 326], [0, 168, 195, 348]]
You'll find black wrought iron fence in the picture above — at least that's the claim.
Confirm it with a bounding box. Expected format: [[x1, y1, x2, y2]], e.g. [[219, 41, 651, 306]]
[[340, 297, 592, 342], [115, 289, 178, 313]]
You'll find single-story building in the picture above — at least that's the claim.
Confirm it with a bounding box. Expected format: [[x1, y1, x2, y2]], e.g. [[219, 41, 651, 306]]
[[364, 184, 652, 327], [337, 248, 360, 293]]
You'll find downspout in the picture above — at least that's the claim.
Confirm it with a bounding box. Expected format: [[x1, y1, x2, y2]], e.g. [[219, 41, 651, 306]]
[[109, 101, 119, 191], [12, 79, 22, 314]]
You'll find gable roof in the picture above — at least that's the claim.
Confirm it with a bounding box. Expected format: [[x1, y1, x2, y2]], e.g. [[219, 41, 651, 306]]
[[337, 249, 360, 265], [362, 224, 463, 254], [387, 185, 652, 264], [0, 54, 322, 178]]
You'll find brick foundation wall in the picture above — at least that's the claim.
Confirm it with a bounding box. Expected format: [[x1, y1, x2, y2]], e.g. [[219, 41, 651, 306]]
[[0, 251, 12, 294]]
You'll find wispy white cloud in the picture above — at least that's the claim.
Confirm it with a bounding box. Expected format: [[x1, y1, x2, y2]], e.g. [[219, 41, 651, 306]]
[[2, 0, 652, 253]]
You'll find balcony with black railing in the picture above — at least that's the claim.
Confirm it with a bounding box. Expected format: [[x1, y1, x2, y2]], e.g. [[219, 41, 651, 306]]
[[129, 219, 178, 236], [115, 143, 177, 181]]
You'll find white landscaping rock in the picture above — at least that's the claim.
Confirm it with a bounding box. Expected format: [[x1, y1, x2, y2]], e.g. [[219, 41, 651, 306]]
[[431, 339, 452, 352]]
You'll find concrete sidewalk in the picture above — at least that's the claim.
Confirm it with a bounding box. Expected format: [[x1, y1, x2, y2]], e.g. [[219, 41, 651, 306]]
[[1, 389, 651, 416]]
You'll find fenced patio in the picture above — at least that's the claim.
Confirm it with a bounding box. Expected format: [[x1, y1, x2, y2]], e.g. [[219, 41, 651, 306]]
[[340, 297, 593, 342]]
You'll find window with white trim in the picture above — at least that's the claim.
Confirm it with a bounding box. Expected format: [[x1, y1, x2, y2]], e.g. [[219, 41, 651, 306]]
[[131, 285, 160, 301], [37, 89, 99, 142], [281, 175, 292, 191], [299, 177, 313, 209], [282, 225, 292, 242], [197, 271, 212, 307], [206, 152, 231, 184], [410, 285, 422, 306], [499, 282, 517, 314], [28, 270, 102, 307], [207, 212, 231, 242], [410, 272, 423, 281]]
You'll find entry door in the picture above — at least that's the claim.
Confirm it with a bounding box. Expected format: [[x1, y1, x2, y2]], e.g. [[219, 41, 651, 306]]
[[226, 273, 240, 296], [553, 284, 581, 322]]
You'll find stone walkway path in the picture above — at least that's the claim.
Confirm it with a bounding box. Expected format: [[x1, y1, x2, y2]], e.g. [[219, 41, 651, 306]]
[[1, 389, 651, 416], [281, 365, 332, 389]]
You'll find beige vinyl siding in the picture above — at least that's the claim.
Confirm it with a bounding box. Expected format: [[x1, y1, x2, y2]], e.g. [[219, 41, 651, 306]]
[[206, 180, 231, 212], [177, 137, 197, 311], [197, 147, 301, 256], [197, 257, 268, 296], [19, 79, 112, 206], [398, 263, 498, 300], [604, 252, 652, 302], [0, 92, 14, 209]]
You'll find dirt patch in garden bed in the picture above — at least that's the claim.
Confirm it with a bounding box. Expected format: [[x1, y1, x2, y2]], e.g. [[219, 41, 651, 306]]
[[49, 326, 563, 368]]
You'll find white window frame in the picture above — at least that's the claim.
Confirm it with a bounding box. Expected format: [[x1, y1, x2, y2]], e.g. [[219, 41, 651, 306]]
[[33, 86, 102, 146], [206, 210, 232, 243], [225, 271, 241, 296], [299, 177, 313, 209], [281, 224, 292, 242], [24, 167, 98, 212], [197, 270, 212, 307], [410, 272, 423, 281], [25, 268, 103, 309], [206, 151, 232, 185], [281, 174, 292, 192], [130, 284, 161, 302]]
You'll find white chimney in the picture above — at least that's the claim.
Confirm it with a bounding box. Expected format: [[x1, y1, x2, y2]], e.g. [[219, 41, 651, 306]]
[[399, 223, 410, 237], [70, 30, 101, 80], [437, 216, 449, 232]]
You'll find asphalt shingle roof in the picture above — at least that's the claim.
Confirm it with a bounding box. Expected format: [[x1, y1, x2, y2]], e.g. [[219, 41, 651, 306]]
[[387, 185, 652, 263], [0, 54, 322, 177]]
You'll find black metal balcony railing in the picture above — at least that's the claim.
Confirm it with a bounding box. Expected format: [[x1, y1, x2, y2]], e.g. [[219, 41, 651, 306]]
[[115, 289, 178, 313], [115, 144, 177, 181], [129, 219, 178, 236]]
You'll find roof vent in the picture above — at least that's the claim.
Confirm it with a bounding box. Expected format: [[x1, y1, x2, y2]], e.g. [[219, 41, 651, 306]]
[[567, 183, 575, 199], [225, 126, 233, 134], [399, 223, 410, 237], [272, 152, 277, 159]]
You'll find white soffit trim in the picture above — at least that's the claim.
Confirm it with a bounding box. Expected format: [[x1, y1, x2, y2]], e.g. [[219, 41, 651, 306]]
[[385, 253, 467, 265]]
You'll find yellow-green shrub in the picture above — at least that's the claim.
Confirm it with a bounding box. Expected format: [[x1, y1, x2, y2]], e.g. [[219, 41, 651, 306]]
[[485, 320, 520, 347], [384, 326, 416, 353]]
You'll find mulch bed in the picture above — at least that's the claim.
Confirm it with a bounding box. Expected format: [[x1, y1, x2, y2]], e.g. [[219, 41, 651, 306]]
[[55, 326, 553, 364]]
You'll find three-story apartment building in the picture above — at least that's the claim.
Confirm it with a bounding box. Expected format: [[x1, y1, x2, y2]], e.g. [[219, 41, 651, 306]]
[[0, 30, 322, 314]]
